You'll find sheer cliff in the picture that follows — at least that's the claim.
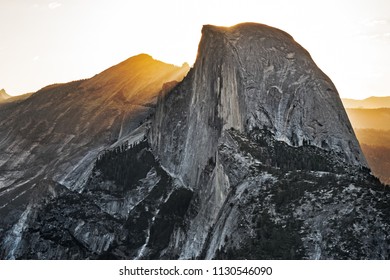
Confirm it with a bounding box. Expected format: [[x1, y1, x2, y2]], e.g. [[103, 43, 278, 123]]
[[150, 23, 366, 191], [146, 23, 380, 259]]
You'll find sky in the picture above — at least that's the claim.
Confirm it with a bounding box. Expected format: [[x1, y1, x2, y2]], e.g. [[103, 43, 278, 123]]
[[0, 0, 389, 99]]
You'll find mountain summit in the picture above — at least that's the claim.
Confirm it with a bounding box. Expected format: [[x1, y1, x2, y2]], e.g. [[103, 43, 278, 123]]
[[1, 23, 389, 260], [0, 88, 10, 101], [152, 22, 366, 189]]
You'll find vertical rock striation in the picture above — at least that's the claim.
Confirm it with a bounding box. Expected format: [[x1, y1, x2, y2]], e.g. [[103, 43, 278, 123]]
[[150, 22, 369, 258], [151, 23, 366, 188]]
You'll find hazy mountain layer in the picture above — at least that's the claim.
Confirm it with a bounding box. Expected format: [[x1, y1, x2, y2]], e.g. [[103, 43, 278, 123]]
[[346, 108, 390, 130], [342, 96, 390, 109], [352, 129, 390, 185], [343, 106, 390, 185]]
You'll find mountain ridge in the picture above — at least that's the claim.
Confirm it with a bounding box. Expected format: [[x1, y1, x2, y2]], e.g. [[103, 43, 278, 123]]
[[342, 96, 390, 109], [0, 54, 188, 191], [346, 108, 390, 130], [0, 54, 189, 259]]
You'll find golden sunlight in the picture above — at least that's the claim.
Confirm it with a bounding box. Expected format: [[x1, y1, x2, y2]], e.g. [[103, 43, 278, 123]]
[[0, 0, 389, 99]]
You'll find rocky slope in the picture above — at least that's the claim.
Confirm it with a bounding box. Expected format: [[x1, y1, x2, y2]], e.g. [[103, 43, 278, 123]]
[[1, 23, 389, 260], [0, 54, 188, 191], [8, 129, 389, 260], [0, 54, 189, 259]]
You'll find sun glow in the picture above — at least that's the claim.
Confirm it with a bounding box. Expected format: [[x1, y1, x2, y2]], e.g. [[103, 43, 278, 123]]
[[0, 0, 389, 99]]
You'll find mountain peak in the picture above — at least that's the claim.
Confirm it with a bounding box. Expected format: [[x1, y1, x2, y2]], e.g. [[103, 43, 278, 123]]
[[122, 53, 154, 63], [152, 22, 367, 193], [0, 88, 10, 101], [202, 22, 295, 42], [82, 53, 189, 104]]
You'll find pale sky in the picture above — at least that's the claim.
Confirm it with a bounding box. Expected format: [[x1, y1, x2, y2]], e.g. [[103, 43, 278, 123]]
[[0, 0, 389, 99]]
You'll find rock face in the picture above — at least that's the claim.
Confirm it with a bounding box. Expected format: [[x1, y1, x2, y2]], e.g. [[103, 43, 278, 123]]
[[1, 23, 389, 260], [151, 23, 366, 190], [146, 23, 379, 259]]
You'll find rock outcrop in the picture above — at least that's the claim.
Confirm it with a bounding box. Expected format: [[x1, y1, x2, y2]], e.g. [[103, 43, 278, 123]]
[[0, 88, 10, 102], [151, 23, 366, 191], [147, 23, 373, 259]]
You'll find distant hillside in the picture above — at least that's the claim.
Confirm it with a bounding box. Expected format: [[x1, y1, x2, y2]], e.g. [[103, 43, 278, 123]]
[[360, 143, 390, 185], [354, 129, 390, 148], [347, 107, 390, 184], [342, 96, 390, 109], [0, 89, 10, 102], [346, 108, 390, 130], [0, 92, 34, 108], [353, 129, 390, 185]]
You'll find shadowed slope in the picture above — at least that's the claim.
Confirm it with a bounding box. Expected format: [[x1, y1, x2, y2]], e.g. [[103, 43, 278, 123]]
[[0, 55, 189, 256]]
